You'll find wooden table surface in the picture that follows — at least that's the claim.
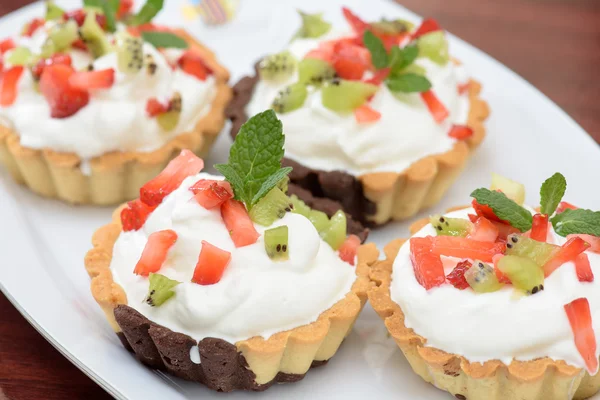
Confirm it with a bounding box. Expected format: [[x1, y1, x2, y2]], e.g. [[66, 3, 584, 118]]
[[1, 1, 599, 399]]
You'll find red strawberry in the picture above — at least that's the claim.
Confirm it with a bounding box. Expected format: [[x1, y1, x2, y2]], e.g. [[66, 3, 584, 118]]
[[71, 39, 88, 51], [220, 199, 260, 248], [557, 201, 578, 214], [530, 213, 549, 242], [338, 235, 361, 266], [365, 67, 390, 85], [140, 149, 205, 206], [448, 124, 473, 140], [457, 82, 470, 95], [564, 298, 598, 374], [342, 7, 369, 36], [354, 104, 381, 123], [0, 66, 24, 107], [39, 64, 89, 118], [412, 18, 442, 40], [117, 0, 134, 19], [446, 260, 472, 290], [492, 254, 512, 284], [146, 97, 169, 117], [421, 90, 449, 123], [543, 237, 590, 277], [431, 236, 505, 262], [409, 237, 445, 290], [0, 38, 15, 55], [575, 253, 594, 283], [472, 199, 503, 223], [189, 179, 233, 210], [192, 241, 232, 285], [470, 214, 519, 240], [31, 53, 73, 81], [332, 40, 370, 80], [23, 18, 45, 37], [134, 229, 178, 276], [178, 50, 211, 81], [304, 49, 334, 64], [567, 234, 600, 253], [467, 216, 499, 242], [120, 199, 157, 231], [68, 68, 115, 90], [64, 9, 106, 29]]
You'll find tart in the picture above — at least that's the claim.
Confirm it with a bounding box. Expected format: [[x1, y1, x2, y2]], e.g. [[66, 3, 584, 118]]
[[367, 173, 600, 399], [85, 110, 371, 391], [227, 7, 489, 226], [0, 1, 231, 205]]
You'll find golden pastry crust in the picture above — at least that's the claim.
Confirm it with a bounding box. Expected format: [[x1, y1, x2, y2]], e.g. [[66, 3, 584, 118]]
[[364, 218, 600, 400], [0, 31, 232, 205], [85, 204, 372, 385]]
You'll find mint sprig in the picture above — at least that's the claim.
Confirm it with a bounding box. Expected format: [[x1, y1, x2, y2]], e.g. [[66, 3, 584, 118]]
[[215, 110, 292, 209], [389, 45, 418, 73], [363, 30, 388, 69], [386, 73, 431, 93], [551, 209, 600, 237], [540, 172, 567, 216], [142, 31, 189, 49], [129, 0, 164, 26], [471, 188, 533, 232]]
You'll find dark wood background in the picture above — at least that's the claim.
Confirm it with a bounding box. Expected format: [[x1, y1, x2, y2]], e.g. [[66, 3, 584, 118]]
[[1, 0, 599, 399]]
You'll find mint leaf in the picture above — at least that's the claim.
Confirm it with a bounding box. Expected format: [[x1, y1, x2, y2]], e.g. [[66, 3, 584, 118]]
[[363, 30, 388, 70], [129, 0, 164, 26], [252, 167, 293, 205], [386, 73, 431, 93], [471, 188, 533, 232], [550, 209, 600, 237], [214, 164, 248, 202], [389, 45, 418, 73], [142, 31, 189, 49], [540, 173, 567, 216]]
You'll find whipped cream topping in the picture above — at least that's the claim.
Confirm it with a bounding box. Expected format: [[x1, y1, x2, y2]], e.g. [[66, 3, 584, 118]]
[[0, 22, 217, 161], [245, 29, 471, 176], [391, 208, 600, 373], [109, 173, 356, 344]]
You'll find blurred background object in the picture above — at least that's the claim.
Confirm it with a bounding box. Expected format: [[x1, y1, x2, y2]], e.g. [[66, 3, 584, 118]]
[[182, 0, 239, 24]]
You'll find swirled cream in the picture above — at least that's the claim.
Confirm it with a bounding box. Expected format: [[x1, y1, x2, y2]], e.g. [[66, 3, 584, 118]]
[[391, 207, 600, 372], [245, 29, 471, 176], [0, 22, 217, 161], [109, 173, 356, 344]]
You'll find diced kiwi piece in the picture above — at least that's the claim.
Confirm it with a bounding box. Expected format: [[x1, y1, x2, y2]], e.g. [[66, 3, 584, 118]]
[[39, 39, 56, 59], [417, 31, 449, 66], [277, 176, 289, 194], [48, 20, 79, 52], [402, 63, 426, 76], [321, 210, 347, 250], [371, 18, 414, 34], [249, 187, 293, 226], [258, 51, 297, 82], [157, 111, 180, 131], [321, 79, 378, 112], [80, 11, 112, 58], [272, 83, 307, 114], [308, 209, 330, 232], [298, 58, 336, 86], [7, 47, 33, 66], [145, 273, 180, 307], [116, 31, 144, 74], [465, 261, 504, 293], [498, 255, 544, 295], [429, 215, 472, 237], [490, 173, 526, 205], [45, 1, 65, 20], [290, 195, 312, 218], [294, 11, 331, 39], [505, 234, 559, 266], [264, 225, 289, 261]]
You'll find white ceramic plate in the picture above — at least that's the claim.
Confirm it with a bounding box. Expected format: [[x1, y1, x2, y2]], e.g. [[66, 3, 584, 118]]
[[1, 0, 599, 399]]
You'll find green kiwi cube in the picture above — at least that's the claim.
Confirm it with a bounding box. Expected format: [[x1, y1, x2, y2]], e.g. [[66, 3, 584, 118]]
[[321, 210, 347, 250], [429, 214, 472, 237], [298, 58, 336, 86], [290, 195, 312, 218], [465, 261, 503, 293], [505, 234, 559, 266], [417, 31, 449, 66], [264, 225, 289, 261], [145, 273, 180, 307], [271, 83, 308, 114], [294, 11, 331, 39], [498, 255, 544, 295], [249, 187, 293, 226], [6, 47, 33, 66], [116, 31, 144, 74], [321, 79, 378, 112], [258, 51, 297, 82], [81, 11, 113, 58]]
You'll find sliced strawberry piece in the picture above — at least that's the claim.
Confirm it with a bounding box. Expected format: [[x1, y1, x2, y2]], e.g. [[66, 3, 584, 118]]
[[146, 97, 169, 117], [421, 90, 449, 123], [493, 221, 520, 241], [140, 149, 204, 206], [342, 7, 369, 36], [530, 214, 549, 242], [457, 82, 470, 95], [472, 199, 503, 223], [0, 38, 15, 55], [133, 229, 178, 276], [557, 201, 578, 214], [567, 234, 600, 253], [354, 104, 381, 123], [121, 199, 157, 231], [68, 68, 115, 90], [365, 67, 390, 85], [31, 53, 73, 81], [178, 50, 211, 81], [468, 214, 478, 223], [492, 254, 512, 284], [448, 124, 473, 140], [23, 18, 45, 37], [339, 235, 361, 266], [412, 18, 442, 40], [304, 49, 334, 64], [64, 9, 106, 29], [431, 236, 505, 262], [575, 253, 594, 283], [220, 199, 260, 248], [543, 237, 590, 277], [333, 56, 367, 80], [117, 0, 134, 19], [409, 237, 445, 290], [446, 260, 472, 290], [467, 216, 499, 242], [190, 179, 233, 210], [39, 64, 89, 118], [192, 241, 232, 285], [72, 38, 88, 51], [0, 66, 24, 107], [564, 298, 598, 374]]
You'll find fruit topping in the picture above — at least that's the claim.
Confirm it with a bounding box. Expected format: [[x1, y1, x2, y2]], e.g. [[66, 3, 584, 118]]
[[45, 1, 65, 21], [564, 298, 598, 374], [294, 11, 331, 39], [420, 90, 449, 123], [472, 198, 503, 223], [490, 173, 526, 206], [22, 18, 45, 37], [448, 124, 473, 140], [0, 39, 15, 55], [121, 199, 157, 231], [557, 201, 578, 214], [321, 210, 347, 251], [221, 199, 260, 248], [497, 255, 544, 294], [192, 241, 232, 285], [321, 79, 378, 112], [493, 254, 512, 284], [290, 195, 311, 217], [412, 18, 442, 40], [342, 7, 369, 36], [31, 53, 72, 81], [258, 51, 297, 82], [264, 225, 290, 261], [308, 209, 330, 233], [156, 92, 182, 131], [429, 214, 471, 237], [117, 0, 134, 19], [575, 253, 594, 283], [431, 236, 504, 262], [134, 229, 178, 276], [145, 97, 168, 116], [271, 82, 308, 114], [339, 234, 361, 266], [144, 273, 180, 307], [370, 19, 414, 35], [46, 20, 79, 53], [331, 40, 371, 80], [190, 179, 233, 210], [80, 11, 112, 58], [178, 50, 212, 80], [140, 149, 204, 206], [0, 66, 24, 107], [298, 58, 336, 86], [465, 260, 504, 293], [116, 31, 144, 74], [365, 67, 391, 85], [39, 64, 90, 118], [446, 260, 472, 290], [567, 234, 600, 253], [417, 31, 449, 65], [543, 236, 590, 277], [354, 104, 381, 123], [68, 68, 115, 90], [505, 234, 559, 266], [248, 187, 292, 226], [6, 47, 33, 66], [530, 213, 549, 242], [409, 237, 445, 290], [467, 216, 499, 242]]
